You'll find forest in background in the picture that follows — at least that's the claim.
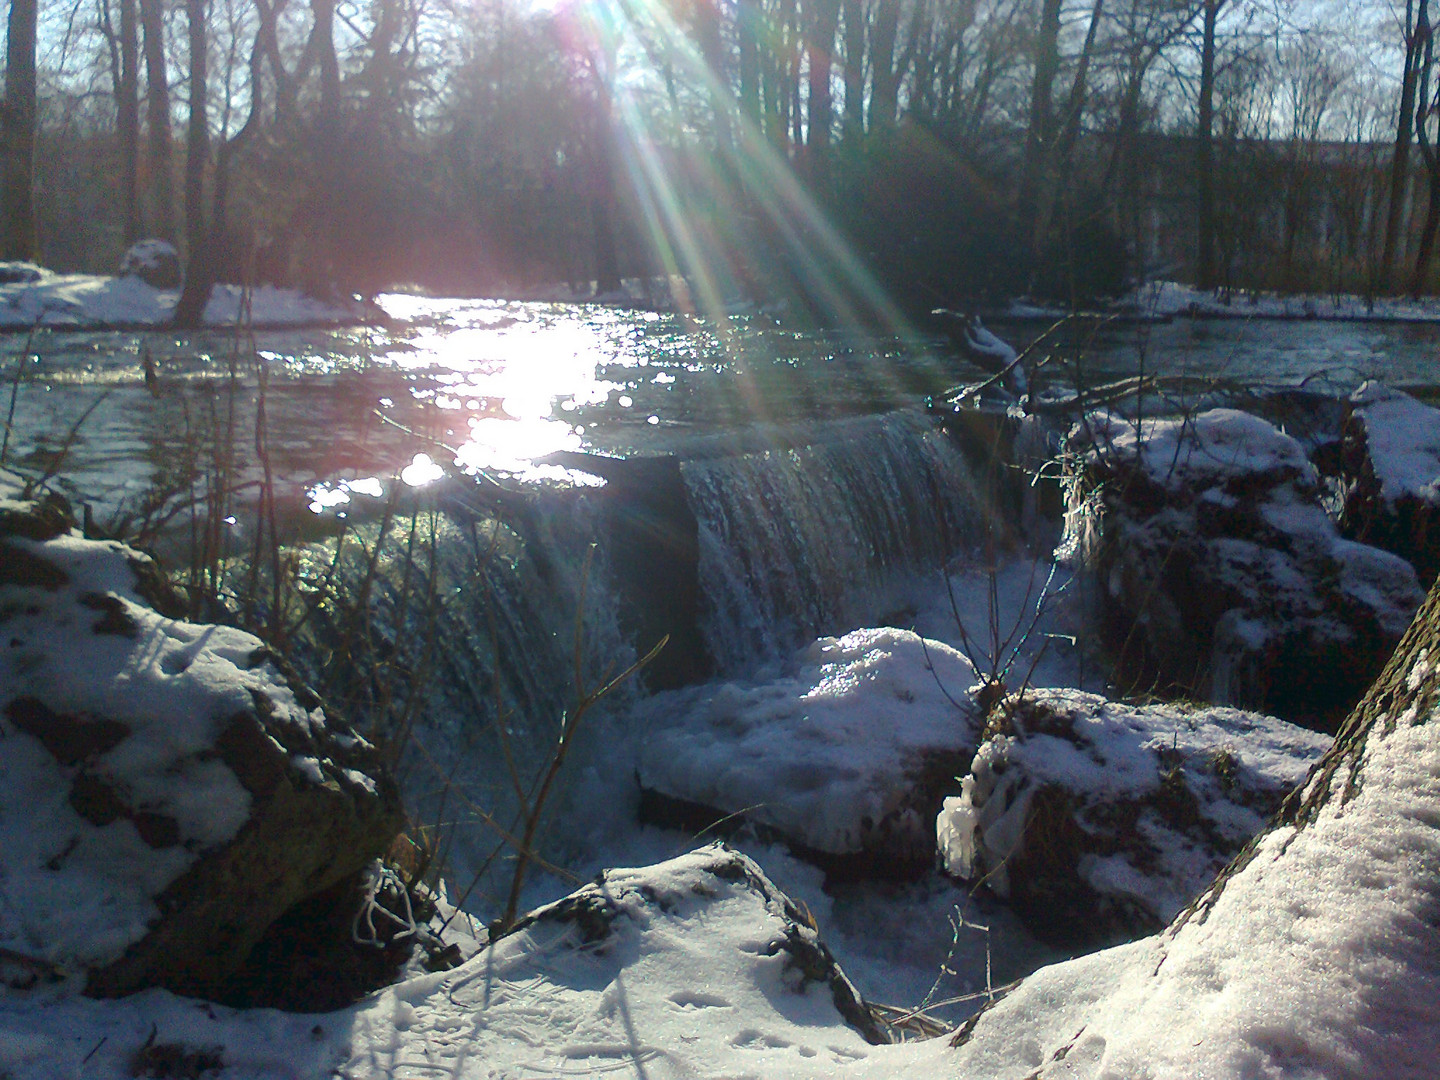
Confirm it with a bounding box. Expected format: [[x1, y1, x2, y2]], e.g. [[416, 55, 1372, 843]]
[[0, 0, 1435, 318]]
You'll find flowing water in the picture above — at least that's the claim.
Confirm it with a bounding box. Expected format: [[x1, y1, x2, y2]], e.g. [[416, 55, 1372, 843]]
[[8, 296, 1440, 683]]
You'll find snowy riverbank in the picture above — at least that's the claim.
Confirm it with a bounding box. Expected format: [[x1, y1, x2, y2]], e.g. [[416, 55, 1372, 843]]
[[996, 279, 1440, 324], [0, 264, 375, 330]]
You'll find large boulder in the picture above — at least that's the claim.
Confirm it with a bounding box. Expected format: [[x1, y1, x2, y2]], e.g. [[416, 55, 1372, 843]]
[[940, 558, 1440, 1079], [1340, 381, 1440, 586], [0, 476, 402, 999], [936, 688, 1327, 946], [636, 627, 981, 877], [1067, 407, 1423, 728], [118, 240, 182, 290]]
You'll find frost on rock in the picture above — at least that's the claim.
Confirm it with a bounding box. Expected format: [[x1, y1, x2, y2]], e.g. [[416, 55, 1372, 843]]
[[636, 627, 981, 876], [1068, 407, 1423, 728], [936, 689, 1327, 945], [0, 482, 401, 999], [945, 578, 1440, 1080], [1342, 381, 1440, 585]]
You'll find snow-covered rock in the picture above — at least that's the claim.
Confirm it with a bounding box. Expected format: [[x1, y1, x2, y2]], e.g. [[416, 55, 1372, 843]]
[[637, 628, 982, 876], [940, 573, 1440, 1079], [0, 478, 402, 999], [1068, 407, 1423, 728], [0, 846, 894, 1078], [937, 689, 1328, 943], [0, 262, 43, 285], [1342, 382, 1440, 585], [118, 240, 181, 290]]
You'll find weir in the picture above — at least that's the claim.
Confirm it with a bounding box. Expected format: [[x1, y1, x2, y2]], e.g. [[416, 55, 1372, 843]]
[[678, 410, 989, 673]]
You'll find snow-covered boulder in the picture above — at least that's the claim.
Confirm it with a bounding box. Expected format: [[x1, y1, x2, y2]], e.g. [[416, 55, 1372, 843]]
[[941, 569, 1440, 1078], [118, 239, 181, 290], [1341, 381, 1440, 585], [0, 479, 402, 1000], [499, 847, 885, 1040], [937, 689, 1327, 944], [1068, 407, 1423, 728], [0, 261, 43, 285], [636, 628, 982, 876]]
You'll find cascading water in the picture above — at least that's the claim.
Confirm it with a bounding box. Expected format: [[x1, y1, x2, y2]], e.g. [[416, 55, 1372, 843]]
[[680, 410, 991, 672]]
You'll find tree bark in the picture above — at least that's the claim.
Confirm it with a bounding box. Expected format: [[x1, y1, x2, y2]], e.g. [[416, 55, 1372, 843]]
[[118, 0, 141, 247], [869, 0, 900, 130], [140, 0, 177, 241], [805, 0, 841, 170], [1018, 0, 1062, 236], [738, 0, 761, 126], [840, 0, 864, 144], [1196, 0, 1222, 290], [173, 0, 212, 328], [1382, 0, 1427, 294], [1, 0, 39, 262]]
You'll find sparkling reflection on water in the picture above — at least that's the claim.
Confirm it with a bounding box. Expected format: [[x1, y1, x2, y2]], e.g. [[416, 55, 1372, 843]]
[[6, 296, 1439, 516]]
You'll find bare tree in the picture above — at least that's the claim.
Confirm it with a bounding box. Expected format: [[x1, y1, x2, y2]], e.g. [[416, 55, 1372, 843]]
[[2, 0, 39, 260], [1195, 0, 1226, 290], [99, 0, 142, 245], [172, 0, 211, 326], [140, 0, 177, 240], [1381, 0, 1429, 293]]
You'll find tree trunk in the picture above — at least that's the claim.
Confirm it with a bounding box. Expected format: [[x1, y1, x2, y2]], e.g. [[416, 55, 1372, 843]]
[[1031, 0, 1105, 256], [840, 0, 864, 144], [805, 0, 841, 171], [312, 0, 341, 136], [869, 0, 900, 130], [738, 0, 761, 127], [1196, 0, 1222, 290], [1381, 0, 1426, 294], [1410, 164, 1440, 295], [172, 0, 212, 328], [1, 0, 39, 262], [118, 0, 141, 247], [1018, 0, 1062, 237], [140, 0, 177, 241]]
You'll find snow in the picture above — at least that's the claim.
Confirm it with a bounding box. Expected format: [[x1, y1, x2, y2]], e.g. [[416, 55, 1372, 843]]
[[1120, 281, 1440, 323], [1351, 381, 1440, 506], [635, 627, 980, 858], [1, 575, 1436, 1076], [936, 690, 1329, 921], [0, 517, 342, 972], [0, 268, 369, 329], [992, 280, 1440, 324], [932, 654, 1440, 1079], [1081, 407, 1317, 490]]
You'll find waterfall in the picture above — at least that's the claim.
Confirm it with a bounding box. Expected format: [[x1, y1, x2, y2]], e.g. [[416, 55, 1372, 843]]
[[680, 410, 989, 672]]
